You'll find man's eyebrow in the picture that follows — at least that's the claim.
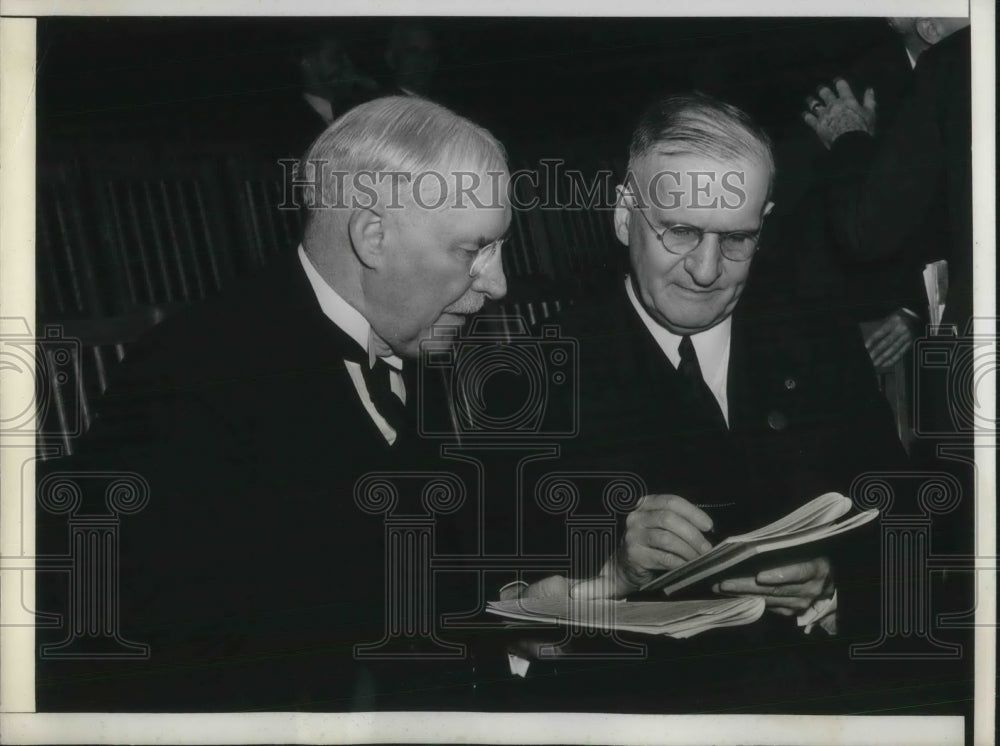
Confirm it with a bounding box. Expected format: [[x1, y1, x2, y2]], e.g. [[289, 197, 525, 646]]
[[662, 218, 762, 234]]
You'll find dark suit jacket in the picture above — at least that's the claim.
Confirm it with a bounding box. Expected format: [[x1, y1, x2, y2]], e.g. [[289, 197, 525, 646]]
[[839, 38, 931, 321], [36, 254, 477, 711], [503, 280, 909, 713], [846, 38, 914, 129], [547, 280, 904, 604], [772, 38, 931, 324], [825, 27, 972, 328]]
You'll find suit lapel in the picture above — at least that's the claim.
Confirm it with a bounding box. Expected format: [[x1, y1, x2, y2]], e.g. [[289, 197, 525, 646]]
[[609, 286, 717, 434], [726, 307, 757, 431], [727, 305, 809, 436], [263, 254, 407, 450]]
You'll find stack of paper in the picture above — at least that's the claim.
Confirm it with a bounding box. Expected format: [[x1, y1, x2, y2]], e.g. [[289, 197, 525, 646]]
[[640, 492, 878, 596], [486, 493, 876, 640], [923, 259, 949, 330], [486, 596, 765, 639]]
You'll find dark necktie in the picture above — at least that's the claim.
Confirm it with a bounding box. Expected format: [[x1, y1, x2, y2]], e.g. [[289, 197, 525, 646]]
[[356, 357, 409, 440], [677, 334, 728, 431]]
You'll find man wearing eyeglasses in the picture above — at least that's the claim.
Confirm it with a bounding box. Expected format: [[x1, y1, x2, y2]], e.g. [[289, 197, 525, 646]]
[[508, 93, 907, 713], [37, 96, 510, 711]]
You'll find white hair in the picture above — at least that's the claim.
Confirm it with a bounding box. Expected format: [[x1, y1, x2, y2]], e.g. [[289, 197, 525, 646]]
[[300, 95, 508, 220]]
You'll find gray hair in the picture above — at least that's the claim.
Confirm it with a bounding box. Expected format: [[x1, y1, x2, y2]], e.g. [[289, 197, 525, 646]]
[[300, 95, 508, 220], [628, 92, 775, 193]]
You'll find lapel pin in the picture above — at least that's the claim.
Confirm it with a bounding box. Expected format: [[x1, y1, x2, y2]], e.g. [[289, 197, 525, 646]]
[[784, 377, 797, 390]]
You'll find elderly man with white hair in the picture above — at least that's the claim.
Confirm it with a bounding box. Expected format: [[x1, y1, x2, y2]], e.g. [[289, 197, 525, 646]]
[[37, 96, 510, 711]]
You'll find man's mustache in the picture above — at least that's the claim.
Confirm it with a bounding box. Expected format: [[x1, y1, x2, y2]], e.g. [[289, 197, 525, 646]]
[[443, 298, 485, 315]]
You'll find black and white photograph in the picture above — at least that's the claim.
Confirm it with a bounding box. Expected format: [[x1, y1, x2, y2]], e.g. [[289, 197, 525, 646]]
[[0, 2, 994, 744]]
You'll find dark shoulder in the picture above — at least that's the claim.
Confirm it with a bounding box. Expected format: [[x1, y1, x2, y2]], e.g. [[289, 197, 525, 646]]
[[913, 26, 970, 93], [110, 256, 320, 391], [740, 291, 867, 356], [735, 296, 883, 415], [554, 283, 638, 347], [848, 39, 912, 115], [922, 25, 970, 65]]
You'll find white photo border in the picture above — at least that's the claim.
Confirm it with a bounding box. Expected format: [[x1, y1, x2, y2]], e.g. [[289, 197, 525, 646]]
[[1, 2, 993, 744]]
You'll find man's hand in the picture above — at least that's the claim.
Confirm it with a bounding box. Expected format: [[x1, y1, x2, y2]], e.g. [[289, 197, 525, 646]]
[[500, 575, 571, 601], [865, 309, 920, 370], [802, 79, 876, 149], [713, 557, 834, 616], [572, 494, 714, 600], [497, 575, 573, 663]]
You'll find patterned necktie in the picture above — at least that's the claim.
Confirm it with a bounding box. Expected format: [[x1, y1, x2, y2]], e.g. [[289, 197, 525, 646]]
[[677, 335, 728, 431]]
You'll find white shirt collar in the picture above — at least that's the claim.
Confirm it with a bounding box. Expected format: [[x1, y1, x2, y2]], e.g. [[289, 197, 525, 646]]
[[905, 47, 918, 70], [624, 275, 731, 423], [298, 245, 403, 371]]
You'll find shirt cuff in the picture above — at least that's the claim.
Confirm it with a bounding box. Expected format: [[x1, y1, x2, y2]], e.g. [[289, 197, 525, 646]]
[[508, 653, 531, 678], [798, 590, 838, 635], [498, 581, 534, 677]]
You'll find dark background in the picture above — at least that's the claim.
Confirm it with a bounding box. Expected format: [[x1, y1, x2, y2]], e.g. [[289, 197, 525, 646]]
[[33, 16, 899, 440], [38, 16, 895, 153], [35, 15, 900, 309]]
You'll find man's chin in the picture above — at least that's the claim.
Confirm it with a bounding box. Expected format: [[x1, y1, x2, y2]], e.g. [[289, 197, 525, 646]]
[[658, 312, 728, 335]]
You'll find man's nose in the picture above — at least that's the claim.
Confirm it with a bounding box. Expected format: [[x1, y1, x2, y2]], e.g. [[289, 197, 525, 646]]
[[682, 234, 723, 287], [472, 247, 508, 300]]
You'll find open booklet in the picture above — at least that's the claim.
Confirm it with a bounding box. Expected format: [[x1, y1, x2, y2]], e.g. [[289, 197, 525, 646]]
[[639, 491, 879, 595], [486, 596, 765, 639], [485, 493, 875, 639]]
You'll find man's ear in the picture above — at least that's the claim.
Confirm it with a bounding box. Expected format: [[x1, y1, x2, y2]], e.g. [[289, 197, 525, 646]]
[[613, 184, 633, 247], [348, 208, 386, 269], [915, 18, 945, 46]]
